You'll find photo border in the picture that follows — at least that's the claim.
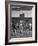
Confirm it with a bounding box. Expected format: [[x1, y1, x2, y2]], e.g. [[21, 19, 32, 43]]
[[5, 1, 37, 45]]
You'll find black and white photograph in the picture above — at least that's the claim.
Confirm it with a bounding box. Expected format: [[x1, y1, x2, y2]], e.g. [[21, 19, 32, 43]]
[[10, 5, 32, 38], [5, 1, 37, 45]]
